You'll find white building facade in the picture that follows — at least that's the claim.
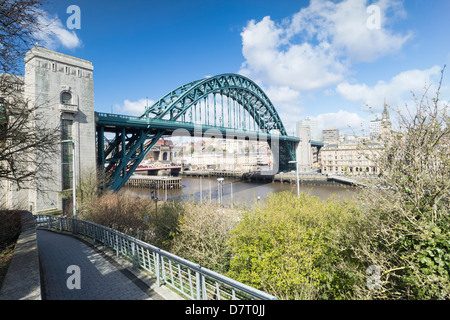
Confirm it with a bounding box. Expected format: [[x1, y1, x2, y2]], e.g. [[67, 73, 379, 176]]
[[320, 141, 382, 176], [370, 119, 382, 138], [2, 47, 96, 213]]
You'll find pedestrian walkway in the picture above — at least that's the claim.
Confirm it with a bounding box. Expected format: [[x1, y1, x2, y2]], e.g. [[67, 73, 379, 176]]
[[37, 229, 163, 300]]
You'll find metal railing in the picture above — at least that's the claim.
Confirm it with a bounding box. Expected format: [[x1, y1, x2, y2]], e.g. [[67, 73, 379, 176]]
[[34, 215, 277, 300]]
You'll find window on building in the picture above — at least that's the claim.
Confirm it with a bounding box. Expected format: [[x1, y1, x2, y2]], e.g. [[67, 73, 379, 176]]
[[61, 156, 73, 190], [61, 91, 72, 104], [61, 119, 73, 190], [61, 119, 72, 140]]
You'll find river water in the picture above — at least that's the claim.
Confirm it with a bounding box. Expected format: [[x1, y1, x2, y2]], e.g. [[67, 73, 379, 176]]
[[123, 176, 358, 208]]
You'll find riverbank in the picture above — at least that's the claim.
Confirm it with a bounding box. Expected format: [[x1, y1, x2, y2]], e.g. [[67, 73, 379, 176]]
[[180, 169, 363, 187]]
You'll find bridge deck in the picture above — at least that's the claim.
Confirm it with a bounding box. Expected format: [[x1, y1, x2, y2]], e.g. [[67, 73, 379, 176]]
[[96, 112, 304, 143]]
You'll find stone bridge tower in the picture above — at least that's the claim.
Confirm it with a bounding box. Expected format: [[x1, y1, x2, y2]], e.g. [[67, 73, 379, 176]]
[[23, 47, 95, 213]]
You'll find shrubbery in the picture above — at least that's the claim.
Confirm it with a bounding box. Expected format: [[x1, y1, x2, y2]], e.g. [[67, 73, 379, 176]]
[[170, 202, 238, 274], [78, 193, 239, 272], [0, 210, 21, 250], [0, 210, 22, 288], [226, 192, 359, 299], [79, 192, 181, 250]]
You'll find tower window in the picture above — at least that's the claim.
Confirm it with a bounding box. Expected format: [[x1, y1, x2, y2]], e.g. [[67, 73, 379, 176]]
[[61, 91, 72, 104], [61, 119, 73, 190]]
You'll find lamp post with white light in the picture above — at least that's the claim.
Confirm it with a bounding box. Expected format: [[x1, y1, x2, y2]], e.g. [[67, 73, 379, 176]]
[[289, 160, 300, 197]]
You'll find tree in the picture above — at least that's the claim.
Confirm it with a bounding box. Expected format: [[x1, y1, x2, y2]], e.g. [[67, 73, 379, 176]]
[[170, 201, 238, 274], [339, 68, 450, 299], [0, 0, 45, 75], [0, 0, 60, 193]]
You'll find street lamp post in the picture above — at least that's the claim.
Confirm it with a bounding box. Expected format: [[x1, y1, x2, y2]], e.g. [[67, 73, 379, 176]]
[[61, 139, 76, 219], [150, 181, 158, 216], [289, 160, 300, 197], [217, 178, 224, 205]]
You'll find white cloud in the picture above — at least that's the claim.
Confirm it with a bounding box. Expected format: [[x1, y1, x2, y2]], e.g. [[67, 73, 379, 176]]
[[239, 16, 346, 92], [239, 0, 410, 94], [239, 0, 411, 131], [336, 65, 443, 111], [264, 86, 302, 110], [288, 0, 411, 63], [316, 110, 368, 134], [34, 10, 81, 50], [114, 98, 154, 116]]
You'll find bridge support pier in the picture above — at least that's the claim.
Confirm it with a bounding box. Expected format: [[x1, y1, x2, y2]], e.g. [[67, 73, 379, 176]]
[[96, 122, 166, 192], [295, 126, 313, 173]]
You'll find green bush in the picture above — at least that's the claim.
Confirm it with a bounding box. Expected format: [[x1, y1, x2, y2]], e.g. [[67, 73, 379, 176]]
[[226, 191, 358, 300]]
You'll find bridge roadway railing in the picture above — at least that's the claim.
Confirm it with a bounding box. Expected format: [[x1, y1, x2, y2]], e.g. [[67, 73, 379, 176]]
[[34, 215, 277, 301]]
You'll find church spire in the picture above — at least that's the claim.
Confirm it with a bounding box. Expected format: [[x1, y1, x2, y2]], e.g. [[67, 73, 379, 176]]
[[382, 99, 389, 121], [380, 99, 392, 140]]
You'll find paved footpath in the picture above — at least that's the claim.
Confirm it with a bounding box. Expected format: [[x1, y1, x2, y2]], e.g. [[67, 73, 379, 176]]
[[37, 229, 162, 300]]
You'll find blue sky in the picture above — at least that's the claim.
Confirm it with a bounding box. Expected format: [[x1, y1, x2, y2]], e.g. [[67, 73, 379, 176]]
[[36, 0, 450, 136]]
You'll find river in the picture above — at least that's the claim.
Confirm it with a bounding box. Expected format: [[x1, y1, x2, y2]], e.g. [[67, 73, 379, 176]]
[[122, 176, 358, 208]]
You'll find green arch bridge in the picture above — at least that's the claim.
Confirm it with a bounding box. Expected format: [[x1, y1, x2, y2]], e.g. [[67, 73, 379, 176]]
[[95, 73, 323, 191]]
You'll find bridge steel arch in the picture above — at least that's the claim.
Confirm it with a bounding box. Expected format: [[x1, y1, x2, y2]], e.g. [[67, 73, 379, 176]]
[[142, 74, 288, 136], [96, 74, 299, 192]]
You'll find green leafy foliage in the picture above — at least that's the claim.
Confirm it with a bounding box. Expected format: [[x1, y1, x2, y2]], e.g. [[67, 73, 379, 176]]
[[226, 192, 358, 299]]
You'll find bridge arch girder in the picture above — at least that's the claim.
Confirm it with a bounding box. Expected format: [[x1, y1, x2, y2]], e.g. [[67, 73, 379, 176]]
[[141, 74, 287, 136]]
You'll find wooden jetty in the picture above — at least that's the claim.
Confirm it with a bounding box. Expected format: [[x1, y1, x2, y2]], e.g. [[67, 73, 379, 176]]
[[125, 175, 182, 189], [181, 170, 245, 179]]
